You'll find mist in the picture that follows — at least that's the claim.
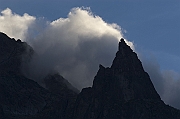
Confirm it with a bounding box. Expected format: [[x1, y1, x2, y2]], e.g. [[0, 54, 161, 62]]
[[139, 52, 180, 109], [0, 7, 180, 109]]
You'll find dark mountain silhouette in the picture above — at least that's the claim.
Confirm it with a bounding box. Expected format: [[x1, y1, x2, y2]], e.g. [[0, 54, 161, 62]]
[[0, 32, 77, 119], [73, 39, 180, 119], [0, 32, 180, 119]]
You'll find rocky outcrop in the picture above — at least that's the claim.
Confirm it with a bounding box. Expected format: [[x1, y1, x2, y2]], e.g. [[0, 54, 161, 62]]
[[0, 32, 33, 74], [44, 73, 79, 96], [0, 32, 46, 116], [0, 32, 78, 119], [73, 38, 180, 119], [43, 73, 79, 118]]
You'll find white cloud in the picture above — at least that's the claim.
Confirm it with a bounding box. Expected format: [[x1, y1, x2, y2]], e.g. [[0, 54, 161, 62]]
[[0, 8, 35, 40], [24, 7, 132, 89]]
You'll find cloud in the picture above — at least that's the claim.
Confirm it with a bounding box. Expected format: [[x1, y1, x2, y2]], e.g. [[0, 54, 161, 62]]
[[140, 52, 180, 109], [0, 8, 35, 40], [22, 7, 133, 90], [161, 70, 180, 109]]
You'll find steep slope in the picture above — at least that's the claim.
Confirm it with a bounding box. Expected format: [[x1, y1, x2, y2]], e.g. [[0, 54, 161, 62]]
[[73, 39, 180, 119], [0, 32, 46, 116], [44, 73, 79, 96], [0, 32, 33, 74], [43, 73, 79, 118], [0, 32, 78, 119]]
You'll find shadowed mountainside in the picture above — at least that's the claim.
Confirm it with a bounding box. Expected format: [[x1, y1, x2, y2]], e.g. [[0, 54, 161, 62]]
[[0, 32, 78, 119], [0, 32, 180, 119], [72, 39, 180, 119]]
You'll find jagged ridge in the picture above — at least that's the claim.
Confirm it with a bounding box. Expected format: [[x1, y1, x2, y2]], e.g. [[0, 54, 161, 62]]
[[0, 32, 180, 119], [73, 38, 180, 119], [0, 32, 78, 119]]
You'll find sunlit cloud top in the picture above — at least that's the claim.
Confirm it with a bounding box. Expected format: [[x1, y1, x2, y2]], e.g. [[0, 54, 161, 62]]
[[0, 8, 35, 40]]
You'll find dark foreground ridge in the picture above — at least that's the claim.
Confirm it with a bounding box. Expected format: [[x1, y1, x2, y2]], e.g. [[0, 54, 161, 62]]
[[0, 32, 180, 119]]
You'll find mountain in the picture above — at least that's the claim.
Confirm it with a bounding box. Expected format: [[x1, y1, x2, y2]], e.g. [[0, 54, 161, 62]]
[[0, 32, 78, 119], [0, 32, 180, 119], [72, 39, 180, 119], [0, 32, 33, 74]]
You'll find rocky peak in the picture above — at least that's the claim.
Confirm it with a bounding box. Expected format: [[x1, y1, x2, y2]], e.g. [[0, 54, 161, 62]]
[[108, 39, 159, 101], [118, 38, 132, 52], [72, 38, 174, 118], [43, 73, 79, 96], [111, 38, 144, 73]]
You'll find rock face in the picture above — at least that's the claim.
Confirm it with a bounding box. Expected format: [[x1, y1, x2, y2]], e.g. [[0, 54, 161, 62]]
[[0, 32, 33, 74], [44, 73, 79, 96], [43, 73, 79, 118], [0, 32, 78, 119], [73, 39, 180, 119], [0, 32, 47, 116]]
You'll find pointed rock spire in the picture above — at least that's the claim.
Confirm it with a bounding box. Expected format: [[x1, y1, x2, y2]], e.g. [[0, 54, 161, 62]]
[[71, 38, 180, 119], [93, 38, 160, 101], [118, 38, 133, 56], [111, 38, 143, 73], [118, 38, 126, 51]]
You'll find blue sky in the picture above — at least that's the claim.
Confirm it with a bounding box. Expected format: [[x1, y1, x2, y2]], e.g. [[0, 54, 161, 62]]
[[0, 0, 179, 71], [0, 0, 180, 109]]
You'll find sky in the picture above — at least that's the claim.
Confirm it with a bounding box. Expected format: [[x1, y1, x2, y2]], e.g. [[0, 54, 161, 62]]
[[0, 0, 180, 109]]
